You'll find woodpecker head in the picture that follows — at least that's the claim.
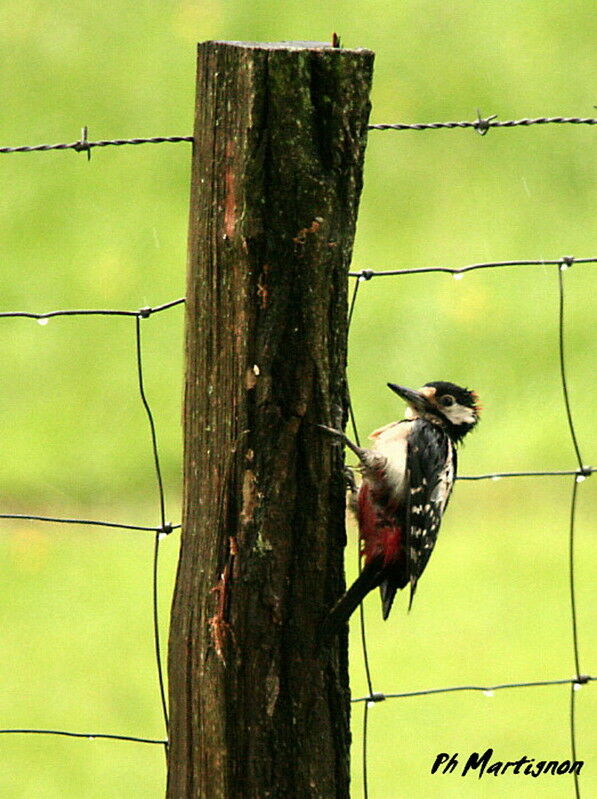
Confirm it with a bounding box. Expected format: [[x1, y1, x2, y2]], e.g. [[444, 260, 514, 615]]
[[388, 380, 480, 442]]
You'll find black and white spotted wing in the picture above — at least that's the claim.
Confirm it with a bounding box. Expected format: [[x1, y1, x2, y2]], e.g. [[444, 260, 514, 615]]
[[404, 419, 457, 607]]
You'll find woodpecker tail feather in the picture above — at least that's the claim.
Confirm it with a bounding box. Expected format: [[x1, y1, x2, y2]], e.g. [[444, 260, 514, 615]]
[[320, 562, 383, 640], [380, 579, 399, 619]]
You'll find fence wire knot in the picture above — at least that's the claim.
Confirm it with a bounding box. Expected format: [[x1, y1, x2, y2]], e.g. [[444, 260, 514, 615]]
[[475, 110, 498, 136], [560, 255, 575, 270], [574, 675, 591, 686], [366, 693, 386, 704], [73, 126, 91, 161]]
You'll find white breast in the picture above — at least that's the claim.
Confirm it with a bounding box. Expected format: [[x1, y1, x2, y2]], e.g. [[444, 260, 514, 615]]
[[368, 420, 411, 500]]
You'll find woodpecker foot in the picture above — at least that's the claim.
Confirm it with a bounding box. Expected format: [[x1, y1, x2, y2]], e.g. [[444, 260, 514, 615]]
[[316, 424, 366, 460], [344, 466, 359, 514], [343, 465, 358, 494]]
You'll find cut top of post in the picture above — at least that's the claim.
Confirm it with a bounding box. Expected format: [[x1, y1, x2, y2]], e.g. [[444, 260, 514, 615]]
[[205, 39, 374, 54]]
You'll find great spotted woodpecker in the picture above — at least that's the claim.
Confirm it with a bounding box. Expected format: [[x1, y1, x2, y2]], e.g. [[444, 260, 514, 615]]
[[321, 381, 480, 636]]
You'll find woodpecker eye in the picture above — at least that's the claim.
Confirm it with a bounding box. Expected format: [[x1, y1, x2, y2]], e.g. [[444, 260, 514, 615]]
[[439, 395, 455, 407]]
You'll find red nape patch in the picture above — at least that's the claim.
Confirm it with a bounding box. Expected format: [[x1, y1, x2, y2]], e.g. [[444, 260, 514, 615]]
[[358, 483, 402, 567]]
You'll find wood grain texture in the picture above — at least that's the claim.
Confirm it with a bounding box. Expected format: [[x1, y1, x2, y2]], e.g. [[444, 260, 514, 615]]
[[167, 40, 373, 799]]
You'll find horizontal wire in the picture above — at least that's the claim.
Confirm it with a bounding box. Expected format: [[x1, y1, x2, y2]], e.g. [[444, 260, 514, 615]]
[[147, 297, 187, 314], [0, 513, 179, 533], [457, 467, 593, 481], [0, 258, 593, 324], [0, 136, 193, 154], [350, 256, 597, 280], [0, 728, 167, 745], [0, 297, 185, 320], [0, 256, 594, 323], [0, 116, 595, 155], [368, 116, 597, 132], [2, 468, 590, 533], [352, 675, 594, 703]]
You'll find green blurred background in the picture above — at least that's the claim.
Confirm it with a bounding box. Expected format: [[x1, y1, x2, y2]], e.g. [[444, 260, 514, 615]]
[[0, 1, 595, 797]]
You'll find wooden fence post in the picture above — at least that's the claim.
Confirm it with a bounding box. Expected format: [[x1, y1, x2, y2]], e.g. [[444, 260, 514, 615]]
[[167, 40, 373, 799]]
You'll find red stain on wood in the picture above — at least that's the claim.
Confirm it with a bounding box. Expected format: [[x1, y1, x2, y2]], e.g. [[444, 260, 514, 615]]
[[209, 536, 238, 664], [257, 264, 269, 308]]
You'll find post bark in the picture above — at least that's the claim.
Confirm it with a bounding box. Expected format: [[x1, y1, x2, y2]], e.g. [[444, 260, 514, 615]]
[[167, 40, 373, 799]]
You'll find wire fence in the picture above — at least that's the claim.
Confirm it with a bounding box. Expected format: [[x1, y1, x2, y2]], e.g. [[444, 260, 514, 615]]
[[0, 111, 594, 798], [345, 257, 593, 799], [0, 300, 185, 756]]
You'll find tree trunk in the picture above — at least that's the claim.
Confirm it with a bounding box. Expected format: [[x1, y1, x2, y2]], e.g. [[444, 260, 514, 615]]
[[167, 40, 374, 799]]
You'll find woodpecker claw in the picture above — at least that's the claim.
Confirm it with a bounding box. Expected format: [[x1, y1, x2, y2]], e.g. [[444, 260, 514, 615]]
[[315, 424, 366, 460], [344, 466, 359, 514], [343, 465, 358, 493], [315, 423, 344, 439]]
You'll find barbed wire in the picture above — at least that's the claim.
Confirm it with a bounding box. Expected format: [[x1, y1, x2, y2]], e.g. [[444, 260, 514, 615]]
[[1, 113, 595, 156], [0, 298, 184, 760], [346, 258, 592, 799], [368, 114, 597, 134], [0, 131, 193, 155]]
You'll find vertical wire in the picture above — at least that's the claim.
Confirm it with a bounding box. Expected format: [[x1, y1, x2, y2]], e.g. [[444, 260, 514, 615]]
[[568, 476, 582, 799], [570, 682, 581, 799], [153, 531, 169, 758], [347, 274, 363, 451], [347, 274, 362, 341], [135, 315, 167, 528], [362, 702, 370, 799], [557, 267, 585, 798], [134, 315, 169, 745], [346, 277, 373, 693], [557, 267, 585, 470], [346, 276, 374, 799], [557, 265, 584, 677], [567, 477, 582, 680]]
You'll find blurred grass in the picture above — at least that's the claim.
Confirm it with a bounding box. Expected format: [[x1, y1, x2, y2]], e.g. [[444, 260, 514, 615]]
[[0, 1, 595, 797]]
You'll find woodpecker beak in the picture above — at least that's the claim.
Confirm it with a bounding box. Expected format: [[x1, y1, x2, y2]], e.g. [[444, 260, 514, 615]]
[[387, 383, 433, 413]]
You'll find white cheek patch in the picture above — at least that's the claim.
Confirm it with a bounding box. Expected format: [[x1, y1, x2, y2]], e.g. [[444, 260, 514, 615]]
[[443, 403, 476, 425]]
